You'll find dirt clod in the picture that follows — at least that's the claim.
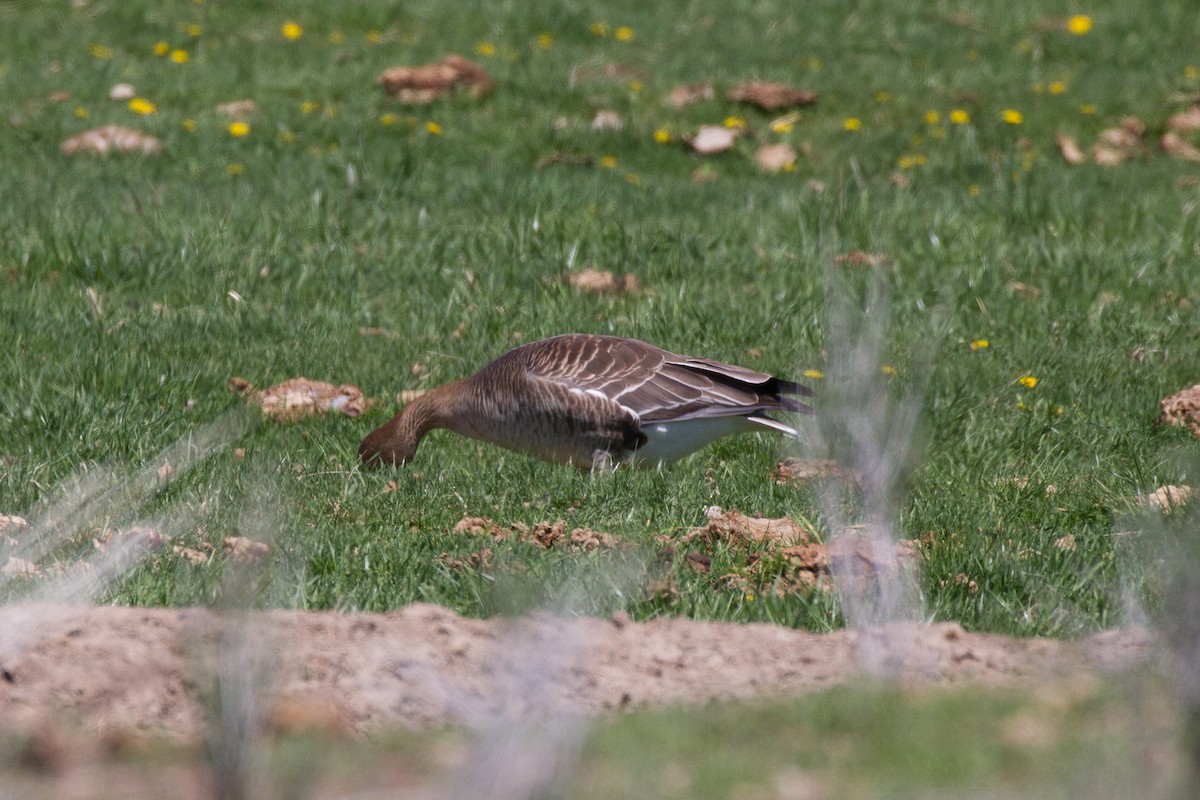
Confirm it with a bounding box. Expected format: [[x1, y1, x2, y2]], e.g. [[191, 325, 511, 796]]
[[1157, 384, 1200, 438], [684, 507, 815, 547], [222, 536, 270, 563], [687, 125, 740, 154], [773, 458, 863, 487], [665, 81, 715, 107], [755, 143, 797, 172], [377, 54, 494, 103], [1139, 485, 1195, 512], [252, 378, 365, 420], [61, 126, 163, 157], [728, 81, 818, 111], [215, 99, 257, 119], [564, 268, 639, 294]]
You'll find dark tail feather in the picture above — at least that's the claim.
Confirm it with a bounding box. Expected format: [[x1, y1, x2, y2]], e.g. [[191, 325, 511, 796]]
[[771, 377, 814, 414]]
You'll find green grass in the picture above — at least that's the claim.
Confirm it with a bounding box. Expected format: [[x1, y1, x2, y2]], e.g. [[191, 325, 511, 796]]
[[2, 0, 1199, 635]]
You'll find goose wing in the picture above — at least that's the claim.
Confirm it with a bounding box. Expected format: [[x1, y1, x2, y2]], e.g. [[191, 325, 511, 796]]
[[521, 335, 810, 423]]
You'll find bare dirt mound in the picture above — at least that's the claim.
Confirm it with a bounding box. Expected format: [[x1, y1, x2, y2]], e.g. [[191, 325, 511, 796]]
[[0, 603, 1153, 738]]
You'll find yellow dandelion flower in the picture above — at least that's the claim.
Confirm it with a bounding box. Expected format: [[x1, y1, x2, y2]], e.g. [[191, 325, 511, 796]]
[[300, 100, 320, 114], [185, 24, 202, 37], [169, 49, 188, 63], [723, 115, 747, 129], [1186, 65, 1199, 81], [803, 369, 824, 380], [227, 163, 244, 175], [897, 153, 927, 170], [843, 117, 862, 131], [228, 121, 250, 137], [74, 106, 88, 118], [615, 26, 635, 41], [425, 121, 442, 135], [653, 127, 672, 144], [874, 91, 890, 103], [1053, 405, 1064, 416], [1066, 14, 1093, 35], [128, 97, 157, 116], [182, 119, 197, 132], [1016, 38, 1033, 53], [279, 130, 295, 143], [590, 21, 609, 36], [365, 30, 381, 44], [329, 30, 344, 44], [153, 41, 170, 56], [628, 80, 643, 93], [881, 365, 897, 376], [322, 105, 338, 119], [950, 109, 970, 125], [624, 172, 641, 185], [969, 339, 989, 350], [474, 41, 495, 57], [537, 33, 553, 50], [967, 184, 981, 197], [1002, 108, 1024, 125], [90, 44, 114, 60], [1017, 375, 1038, 388], [379, 113, 399, 126], [281, 21, 303, 40], [1048, 81, 1066, 95], [770, 118, 795, 133], [599, 155, 618, 169], [1080, 103, 1096, 115], [966, 49, 981, 62], [924, 110, 941, 125], [745, 593, 756, 602], [1016, 400, 1027, 411]]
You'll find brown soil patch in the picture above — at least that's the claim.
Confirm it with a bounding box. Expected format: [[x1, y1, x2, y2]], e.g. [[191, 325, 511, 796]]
[[1158, 384, 1200, 438], [683, 507, 815, 547], [563, 268, 640, 295], [60, 126, 163, 157], [0, 603, 1154, 740], [728, 80, 818, 111], [449, 517, 624, 552], [250, 378, 366, 420], [773, 457, 864, 487], [679, 508, 920, 598], [376, 54, 494, 103]]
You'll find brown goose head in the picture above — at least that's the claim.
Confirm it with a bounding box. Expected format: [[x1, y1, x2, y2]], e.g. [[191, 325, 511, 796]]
[[358, 387, 452, 468]]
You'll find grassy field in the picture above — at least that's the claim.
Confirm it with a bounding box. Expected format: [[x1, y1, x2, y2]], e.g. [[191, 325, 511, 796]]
[[1, 0, 1199, 639]]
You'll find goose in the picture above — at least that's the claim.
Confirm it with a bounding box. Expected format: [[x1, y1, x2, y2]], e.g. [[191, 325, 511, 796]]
[[359, 333, 811, 470]]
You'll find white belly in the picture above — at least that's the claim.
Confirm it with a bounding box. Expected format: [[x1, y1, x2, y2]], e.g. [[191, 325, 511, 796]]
[[628, 416, 793, 465]]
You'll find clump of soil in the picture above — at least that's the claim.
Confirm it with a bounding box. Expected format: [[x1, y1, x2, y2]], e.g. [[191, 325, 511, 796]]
[[563, 268, 640, 295], [727, 80, 818, 110], [376, 54, 494, 103], [60, 126, 162, 157], [773, 458, 863, 487], [676, 507, 919, 598], [1158, 384, 1200, 438], [244, 378, 366, 420], [450, 517, 623, 551], [683, 507, 815, 547], [1138, 485, 1195, 512]]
